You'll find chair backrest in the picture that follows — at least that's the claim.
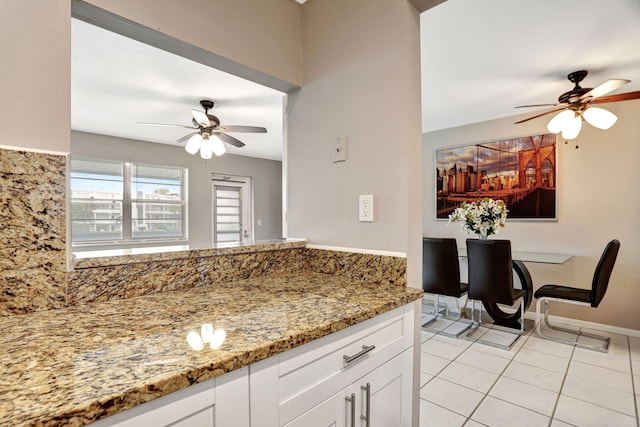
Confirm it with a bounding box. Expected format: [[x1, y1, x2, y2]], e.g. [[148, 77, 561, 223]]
[[422, 238, 463, 297], [590, 239, 620, 307], [466, 238, 515, 305]]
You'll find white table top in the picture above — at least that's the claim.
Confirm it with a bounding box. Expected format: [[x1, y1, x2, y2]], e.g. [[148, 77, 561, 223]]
[[457, 247, 573, 264]]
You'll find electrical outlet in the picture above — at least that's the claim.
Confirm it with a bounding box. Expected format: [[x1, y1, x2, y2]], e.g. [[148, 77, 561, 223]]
[[359, 195, 374, 222], [332, 136, 347, 163]]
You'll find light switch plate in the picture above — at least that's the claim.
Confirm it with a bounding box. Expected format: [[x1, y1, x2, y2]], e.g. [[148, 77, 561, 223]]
[[332, 136, 347, 163], [359, 195, 374, 222]]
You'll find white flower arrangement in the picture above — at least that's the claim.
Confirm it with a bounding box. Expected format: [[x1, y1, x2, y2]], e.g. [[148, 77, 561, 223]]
[[448, 198, 508, 238]]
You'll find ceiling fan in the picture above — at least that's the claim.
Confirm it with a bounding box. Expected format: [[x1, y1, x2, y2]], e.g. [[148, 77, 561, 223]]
[[514, 70, 640, 141], [138, 100, 267, 159]]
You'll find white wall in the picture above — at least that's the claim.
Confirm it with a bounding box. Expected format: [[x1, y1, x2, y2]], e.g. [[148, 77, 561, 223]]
[[423, 101, 640, 329], [82, 0, 302, 90], [0, 0, 70, 153], [287, 0, 423, 283], [72, 131, 282, 246]]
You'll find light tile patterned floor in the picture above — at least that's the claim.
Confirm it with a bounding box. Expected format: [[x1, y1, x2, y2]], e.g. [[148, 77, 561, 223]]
[[419, 319, 640, 427]]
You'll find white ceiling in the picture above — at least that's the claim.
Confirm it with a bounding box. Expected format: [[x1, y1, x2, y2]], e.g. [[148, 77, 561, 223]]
[[421, 0, 640, 132], [72, 0, 640, 159], [71, 19, 285, 161]]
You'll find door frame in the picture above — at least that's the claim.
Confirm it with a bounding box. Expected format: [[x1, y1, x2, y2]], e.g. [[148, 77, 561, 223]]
[[211, 174, 253, 245]]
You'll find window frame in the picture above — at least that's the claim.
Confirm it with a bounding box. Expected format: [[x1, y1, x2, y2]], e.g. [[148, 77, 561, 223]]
[[70, 156, 188, 249]]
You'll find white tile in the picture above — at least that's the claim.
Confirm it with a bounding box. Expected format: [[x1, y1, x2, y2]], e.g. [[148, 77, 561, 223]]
[[581, 328, 629, 347], [501, 361, 565, 392], [629, 345, 640, 361], [489, 376, 558, 416], [425, 317, 456, 332], [421, 330, 435, 343], [468, 341, 518, 360], [631, 357, 640, 374], [420, 399, 467, 427], [421, 351, 451, 376], [433, 333, 474, 349], [566, 360, 633, 393], [572, 345, 631, 373], [470, 396, 550, 427], [463, 420, 487, 427], [554, 395, 637, 427], [512, 348, 570, 375], [422, 338, 467, 360], [420, 377, 484, 417], [438, 361, 499, 394], [628, 335, 640, 349], [522, 336, 574, 359], [561, 377, 636, 416], [456, 348, 510, 374], [420, 372, 433, 388], [477, 328, 522, 348], [550, 419, 576, 427]]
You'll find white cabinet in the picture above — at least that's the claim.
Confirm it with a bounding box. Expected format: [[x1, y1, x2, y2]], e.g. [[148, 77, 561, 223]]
[[90, 366, 249, 427], [284, 349, 412, 427], [250, 304, 415, 427]]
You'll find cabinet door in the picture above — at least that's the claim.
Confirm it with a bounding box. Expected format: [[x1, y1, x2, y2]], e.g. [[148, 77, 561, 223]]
[[283, 386, 351, 427], [356, 349, 412, 427]]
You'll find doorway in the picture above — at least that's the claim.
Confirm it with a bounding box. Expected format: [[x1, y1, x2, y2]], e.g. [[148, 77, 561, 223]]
[[212, 176, 252, 245]]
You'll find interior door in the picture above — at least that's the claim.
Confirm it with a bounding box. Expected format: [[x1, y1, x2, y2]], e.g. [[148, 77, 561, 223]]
[[212, 178, 251, 245]]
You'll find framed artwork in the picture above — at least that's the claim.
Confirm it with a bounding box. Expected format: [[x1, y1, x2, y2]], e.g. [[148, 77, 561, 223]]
[[435, 133, 557, 220]]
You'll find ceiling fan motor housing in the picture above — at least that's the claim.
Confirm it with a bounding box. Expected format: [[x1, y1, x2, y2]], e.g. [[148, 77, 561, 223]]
[[558, 70, 592, 104]]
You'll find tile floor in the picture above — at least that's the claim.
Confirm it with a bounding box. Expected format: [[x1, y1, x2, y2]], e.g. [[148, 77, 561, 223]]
[[419, 314, 640, 427]]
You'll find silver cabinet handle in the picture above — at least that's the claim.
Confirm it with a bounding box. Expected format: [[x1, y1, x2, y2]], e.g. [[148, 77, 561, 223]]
[[361, 382, 371, 426], [343, 344, 376, 366], [345, 393, 356, 427]]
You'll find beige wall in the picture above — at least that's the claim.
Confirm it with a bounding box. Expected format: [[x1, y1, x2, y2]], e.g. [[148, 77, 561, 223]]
[[423, 101, 640, 330], [0, 0, 70, 153], [287, 0, 423, 285], [72, 131, 283, 246]]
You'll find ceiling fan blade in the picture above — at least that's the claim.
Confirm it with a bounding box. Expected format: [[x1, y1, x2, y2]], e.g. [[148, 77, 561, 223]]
[[176, 132, 198, 144], [590, 90, 640, 104], [219, 125, 267, 133], [217, 132, 246, 148], [514, 107, 566, 124], [191, 109, 211, 127], [580, 79, 630, 101], [137, 122, 197, 129], [514, 103, 561, 108]]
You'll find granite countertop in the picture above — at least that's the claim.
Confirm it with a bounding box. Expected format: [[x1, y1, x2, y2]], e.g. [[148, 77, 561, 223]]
[[0, 272, 423, 426]]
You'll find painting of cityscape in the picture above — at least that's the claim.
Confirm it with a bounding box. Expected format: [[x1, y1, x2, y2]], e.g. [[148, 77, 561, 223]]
[[436, 133, 557, 220]]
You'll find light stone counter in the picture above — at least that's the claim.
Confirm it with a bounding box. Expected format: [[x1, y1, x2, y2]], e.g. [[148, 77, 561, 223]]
[[0, 272, 422, 426]]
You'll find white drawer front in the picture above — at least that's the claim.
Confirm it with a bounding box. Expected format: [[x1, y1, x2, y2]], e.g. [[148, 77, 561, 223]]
[[278, 306, 413, 425]]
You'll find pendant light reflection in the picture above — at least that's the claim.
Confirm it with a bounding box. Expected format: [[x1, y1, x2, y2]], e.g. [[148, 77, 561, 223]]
[[546, 106, 618, 140], [186, 324, 227, 351], [184, 133, 226, 159]]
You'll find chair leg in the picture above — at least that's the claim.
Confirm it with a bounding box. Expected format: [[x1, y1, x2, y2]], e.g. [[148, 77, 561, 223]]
[[535, 297, 610, 353], [421, 295, 440, 328]]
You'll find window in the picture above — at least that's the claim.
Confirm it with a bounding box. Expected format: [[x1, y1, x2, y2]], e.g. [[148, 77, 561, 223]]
[[70, 156, 187, 245]]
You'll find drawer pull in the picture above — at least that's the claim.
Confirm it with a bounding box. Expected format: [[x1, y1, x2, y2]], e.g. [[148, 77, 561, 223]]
[[345, 393, 356, 426], [361, 382, 371, 426], [343, 344, 376, 365]]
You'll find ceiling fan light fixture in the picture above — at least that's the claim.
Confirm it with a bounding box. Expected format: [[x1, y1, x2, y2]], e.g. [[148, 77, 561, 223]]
[[561, 114, 582, 140], [547, 110, 575, 134], [211, 135, 226, 156], [185, 134, 202, 155], [200, 136, 214, 160], [583, 107, 618, 130]]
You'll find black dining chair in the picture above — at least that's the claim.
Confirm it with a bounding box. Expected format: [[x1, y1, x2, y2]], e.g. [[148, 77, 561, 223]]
[[534, 239, 620, 352], [466, 239, 525, 341], [422, 237, 470, 337]]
